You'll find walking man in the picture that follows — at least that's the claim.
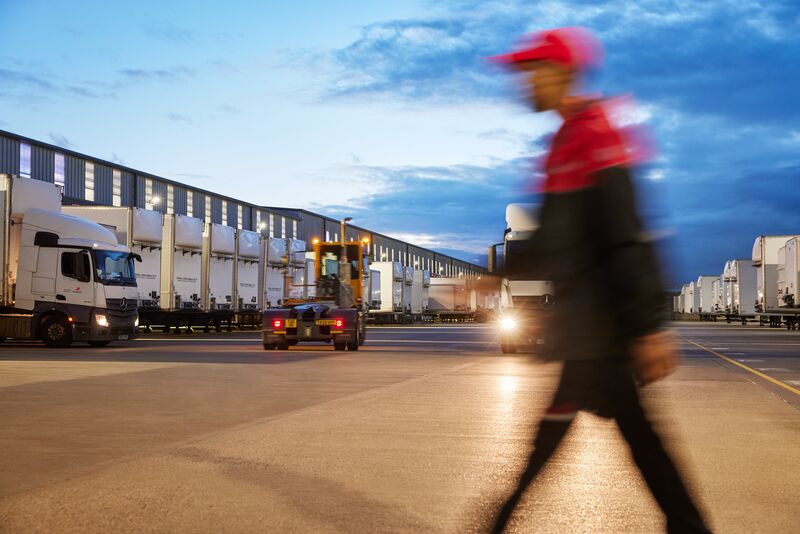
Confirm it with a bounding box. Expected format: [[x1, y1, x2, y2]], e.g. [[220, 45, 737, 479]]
[[490, 27, 711, 533]]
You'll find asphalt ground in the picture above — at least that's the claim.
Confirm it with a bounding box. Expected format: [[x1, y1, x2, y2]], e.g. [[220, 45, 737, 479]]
[[0, 323, 797, 533]]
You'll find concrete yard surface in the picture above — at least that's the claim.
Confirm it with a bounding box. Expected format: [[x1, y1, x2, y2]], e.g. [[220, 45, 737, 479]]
[[0, 323, 798, 533]]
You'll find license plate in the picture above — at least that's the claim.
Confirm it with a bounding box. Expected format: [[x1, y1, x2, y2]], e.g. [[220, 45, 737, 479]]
[[315, 319, 337, 326], [118, 335, 129, 340], [285, 319, 297, 328]]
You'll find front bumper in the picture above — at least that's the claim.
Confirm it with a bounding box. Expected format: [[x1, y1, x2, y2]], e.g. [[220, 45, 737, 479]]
[[73, 313, 139, 342]]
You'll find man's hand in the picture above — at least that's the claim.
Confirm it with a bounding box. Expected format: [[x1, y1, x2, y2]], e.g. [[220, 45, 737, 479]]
[[630, 329, 680, 386]]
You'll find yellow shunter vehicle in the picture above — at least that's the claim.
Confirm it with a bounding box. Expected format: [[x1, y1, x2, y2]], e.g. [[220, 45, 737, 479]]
[[261, 239, 368, 351]]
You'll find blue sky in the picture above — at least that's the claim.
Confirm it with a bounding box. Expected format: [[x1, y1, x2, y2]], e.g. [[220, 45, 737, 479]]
[[1, 0, 799, 284]]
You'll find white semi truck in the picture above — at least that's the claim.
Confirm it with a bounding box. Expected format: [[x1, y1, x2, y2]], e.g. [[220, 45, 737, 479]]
[[497, 203, 554, 353], [1, 175, 139, 347], [751, 235, 800, 327]]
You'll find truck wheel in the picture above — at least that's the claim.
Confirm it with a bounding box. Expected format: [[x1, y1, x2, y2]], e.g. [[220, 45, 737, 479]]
[[347, 340, 359, 351], [263, 343, 276, 350], [88, 341, 111, 347], [276, 342, 290, 350], [0, 336, 5, 343], [334, 342, 346, 351], [42, 317, 73, 348]]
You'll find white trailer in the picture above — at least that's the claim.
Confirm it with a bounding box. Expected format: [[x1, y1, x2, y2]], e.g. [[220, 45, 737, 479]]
[[696, 275, 717, 318], [683, 282, 695, 314], [402, 266, 414, 314], [159, 214, 204, 332], [368, 269, 381, 310], [305, 258, 317, 299], [63, 206, 163, 310], [410, 269, 428, 315], [0, 175, 139, 347], [752, 235, 800, 313], [429, 277, 470, 320], [368, 261, 403, 323], [287, 239, 307, 300], [724, 259, 757, 321], [234, 229, 261, 327], [202, 222, 236, 329], [263, 238, 286, 308], [711, 277, 724, 313], [783, 238, 800, 308]]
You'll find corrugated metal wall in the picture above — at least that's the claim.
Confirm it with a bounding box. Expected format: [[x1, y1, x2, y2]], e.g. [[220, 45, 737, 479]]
[[151, 179, 167, 214], [174, 186, 187, 215], [0, 132, 486, 273], [210, 197, 222, 224], [94, 163, 113, 205], [226, 201, 238, 228], [0, 136, 20, 175], [242, 205, 252, 231], [64, 155, 85, 200], [31, 145, 54, 182], [135, 175, 147, 207], [121, 171, 134, 207], [193, 191, 206, 220]]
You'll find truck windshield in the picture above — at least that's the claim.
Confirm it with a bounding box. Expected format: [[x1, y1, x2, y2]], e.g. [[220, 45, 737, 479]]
[[93, 250, 137, 286]]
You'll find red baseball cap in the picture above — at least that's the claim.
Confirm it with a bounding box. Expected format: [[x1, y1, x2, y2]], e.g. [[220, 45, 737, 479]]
[[490, 27, 603, 71]]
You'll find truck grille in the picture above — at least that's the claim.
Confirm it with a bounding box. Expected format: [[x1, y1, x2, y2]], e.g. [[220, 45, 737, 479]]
[[105, 298, 138, 318]]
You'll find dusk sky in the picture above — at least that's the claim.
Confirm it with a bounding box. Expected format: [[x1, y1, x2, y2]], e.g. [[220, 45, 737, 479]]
[[1, 0, 798, 284]]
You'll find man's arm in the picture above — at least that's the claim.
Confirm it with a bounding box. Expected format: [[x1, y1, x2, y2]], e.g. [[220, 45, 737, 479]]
[[591, 166, 666, 340]]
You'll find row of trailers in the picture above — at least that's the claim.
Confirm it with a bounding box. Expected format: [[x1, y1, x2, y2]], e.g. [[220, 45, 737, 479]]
[[65, 206, 499, 332], [674, 235, 800, 329], [367, 262, 500, 324]]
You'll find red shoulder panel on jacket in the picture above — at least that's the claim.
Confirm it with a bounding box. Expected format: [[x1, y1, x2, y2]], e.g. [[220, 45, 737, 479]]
[[541, 101, 630, 193]]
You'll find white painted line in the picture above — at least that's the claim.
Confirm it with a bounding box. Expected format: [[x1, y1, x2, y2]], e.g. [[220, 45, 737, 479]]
[[710, 347, 730, 350], [736, 359, 765, 363], [757, 368, 792, 373], [787, 381, 800, 387]]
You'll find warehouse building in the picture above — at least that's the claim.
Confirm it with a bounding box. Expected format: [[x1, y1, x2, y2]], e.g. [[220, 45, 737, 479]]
[[0, 130, 487, 278]]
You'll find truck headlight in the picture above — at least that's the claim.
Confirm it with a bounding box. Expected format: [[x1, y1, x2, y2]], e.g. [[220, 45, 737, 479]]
[[500, 317, 517, 331], [95, 314, 109, 327], [134, 317, 139, 328]]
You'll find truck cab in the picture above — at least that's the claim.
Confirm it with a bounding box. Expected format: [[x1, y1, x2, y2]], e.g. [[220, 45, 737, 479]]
[[498, 203, 554, 354]]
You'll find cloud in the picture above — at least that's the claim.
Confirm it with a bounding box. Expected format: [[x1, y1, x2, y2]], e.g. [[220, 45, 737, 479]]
[[310, 156, 535, 264], [166, 112, 193, 124], [297, 0, 800, 280], [217, 104, 241, 114], [48, 132, 74, 149], [0, 67, 113, 103], [118, 66, 194, 83]]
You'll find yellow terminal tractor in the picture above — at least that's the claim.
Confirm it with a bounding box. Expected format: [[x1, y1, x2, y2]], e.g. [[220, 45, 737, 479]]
[[261, 234, 369, 351]]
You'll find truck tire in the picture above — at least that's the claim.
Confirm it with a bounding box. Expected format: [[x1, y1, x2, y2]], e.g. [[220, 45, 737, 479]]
[[88, 341, 111, 347], [0, 336, 5, 343], [263, 343, 276, 350], [276, 342, 290, 350], [347, 340, 359, 351], [42, 317, 73, 348], [334, 342, 346, 351]]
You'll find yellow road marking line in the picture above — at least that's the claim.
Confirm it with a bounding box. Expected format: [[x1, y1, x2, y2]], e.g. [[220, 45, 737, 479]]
[[684, 339, 800, 396]]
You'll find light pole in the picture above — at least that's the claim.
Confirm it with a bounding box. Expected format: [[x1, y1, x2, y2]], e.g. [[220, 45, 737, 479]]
[[339, 217, 353, 306]]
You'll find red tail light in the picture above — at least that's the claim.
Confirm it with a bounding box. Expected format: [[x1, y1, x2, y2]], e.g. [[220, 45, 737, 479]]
[[273, 319, 283, 329], [335, 319, 344, 328]]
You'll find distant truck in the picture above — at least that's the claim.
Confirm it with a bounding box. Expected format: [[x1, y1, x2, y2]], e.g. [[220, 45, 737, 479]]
[[497, 203, 554, 354], [0, 175, 139, 347], [262, 239, 367, 350]]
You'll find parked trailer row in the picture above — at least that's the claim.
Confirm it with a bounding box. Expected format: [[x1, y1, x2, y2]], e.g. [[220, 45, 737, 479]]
[[675, 234, 800, 329], [64, 206, 309, 333]]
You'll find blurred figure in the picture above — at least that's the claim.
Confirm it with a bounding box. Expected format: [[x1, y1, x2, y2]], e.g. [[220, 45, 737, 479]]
[[489, 28, 711, 533]]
